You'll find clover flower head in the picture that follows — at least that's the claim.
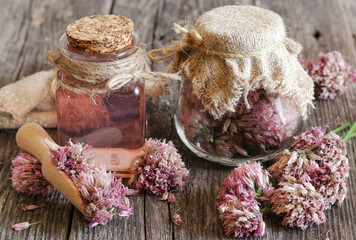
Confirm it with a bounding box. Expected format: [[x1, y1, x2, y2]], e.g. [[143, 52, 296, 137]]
[[49, 140, 95, 178], [300, 51, 356, 99], [271, 177, 326, 229], [129, 138, 189, 197], [11, 152, 54, 196], [73, 168, 132, 227], [216, 162, 273, 238], [270, 129, 350, 209]]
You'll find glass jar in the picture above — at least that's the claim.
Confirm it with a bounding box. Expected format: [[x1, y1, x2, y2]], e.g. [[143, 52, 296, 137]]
[[148, 6, 314, 166], [175, 80, 301, 165], [56, 31, 146, 149]]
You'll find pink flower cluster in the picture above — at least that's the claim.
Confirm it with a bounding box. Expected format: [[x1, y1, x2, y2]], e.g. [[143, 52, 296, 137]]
[[11, 152, 54, 197], [49, 140, 95, 178], [129, 138, 189, 199], [179, 86, 299, 158], [12, 138, 188, 227], [269, 129, 350, 210], [300, 51, 356, 99], [268, 126, 350, 229], [270, 177, 326, 230], [216, 162, 274, 238], [217, 125, 353, 237], [312, 133, 349, 207], [72, 168, 132, 227], [48, 141, 132, 227]]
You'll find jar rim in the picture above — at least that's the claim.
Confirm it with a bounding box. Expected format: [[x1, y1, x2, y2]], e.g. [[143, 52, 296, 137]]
[[59, 31, 140, 63]]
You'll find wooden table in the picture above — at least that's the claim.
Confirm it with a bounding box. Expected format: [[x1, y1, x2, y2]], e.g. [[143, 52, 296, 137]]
[[1, 0, 356, 239]]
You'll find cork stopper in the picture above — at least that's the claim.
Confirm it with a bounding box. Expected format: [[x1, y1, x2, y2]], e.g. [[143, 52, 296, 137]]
[[66, 15, 134, 53]]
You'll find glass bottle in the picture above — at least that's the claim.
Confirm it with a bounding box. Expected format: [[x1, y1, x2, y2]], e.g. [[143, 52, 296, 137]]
[[56, 32, 146, 150]]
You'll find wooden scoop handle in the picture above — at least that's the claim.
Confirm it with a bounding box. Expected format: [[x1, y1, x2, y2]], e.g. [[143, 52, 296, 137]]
[[16, 123, 85, 214], [16, 123, 59, 165]]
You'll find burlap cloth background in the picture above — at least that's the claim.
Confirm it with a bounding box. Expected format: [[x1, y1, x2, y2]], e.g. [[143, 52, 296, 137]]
[[0, 69, 57, 128]]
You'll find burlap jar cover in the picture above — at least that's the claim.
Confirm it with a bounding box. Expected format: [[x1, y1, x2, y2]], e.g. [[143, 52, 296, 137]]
[[149, 5, 314, 120]]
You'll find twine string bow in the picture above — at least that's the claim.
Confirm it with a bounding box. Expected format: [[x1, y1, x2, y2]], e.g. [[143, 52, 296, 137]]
[[49, 44, 181, 96], [148, 24, 203, 61]]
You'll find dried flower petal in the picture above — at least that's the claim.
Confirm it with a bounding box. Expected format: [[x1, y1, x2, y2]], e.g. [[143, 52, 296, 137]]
[[11, 221, 40, 231], [172, 213, 182, 226], [126, 189, 140, 196], [11, 222, 30, 231], [159, 192, 169, 201], [22, 205, 38, 211], [11, 152, 54, 197], [129, 139, 189, 198], [168, 193, 176, 203], [21, 204, 48, 211]]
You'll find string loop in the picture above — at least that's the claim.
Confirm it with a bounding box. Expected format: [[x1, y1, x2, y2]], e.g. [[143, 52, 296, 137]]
[[49, 44, 181, 96]]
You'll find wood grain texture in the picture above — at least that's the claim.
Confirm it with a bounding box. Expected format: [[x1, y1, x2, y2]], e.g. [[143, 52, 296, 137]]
[[0, 0, 356, 239], [0, 0, 33, 87]]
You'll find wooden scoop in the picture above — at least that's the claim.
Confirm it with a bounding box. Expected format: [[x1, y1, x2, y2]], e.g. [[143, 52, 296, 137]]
[[16, 123, 85, 214]]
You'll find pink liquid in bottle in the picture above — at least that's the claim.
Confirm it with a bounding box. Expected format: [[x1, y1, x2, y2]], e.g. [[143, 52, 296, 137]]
[[56, 73, 145, 148]]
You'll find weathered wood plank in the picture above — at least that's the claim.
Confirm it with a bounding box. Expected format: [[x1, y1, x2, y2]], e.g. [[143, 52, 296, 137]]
[[257, 0, 356, 239], [342, 0, 356, 52], [147, 0, 190, 239], [0, 0, 113, 240], [1, 0, 356, 239], [0, 0, 32, 87]]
